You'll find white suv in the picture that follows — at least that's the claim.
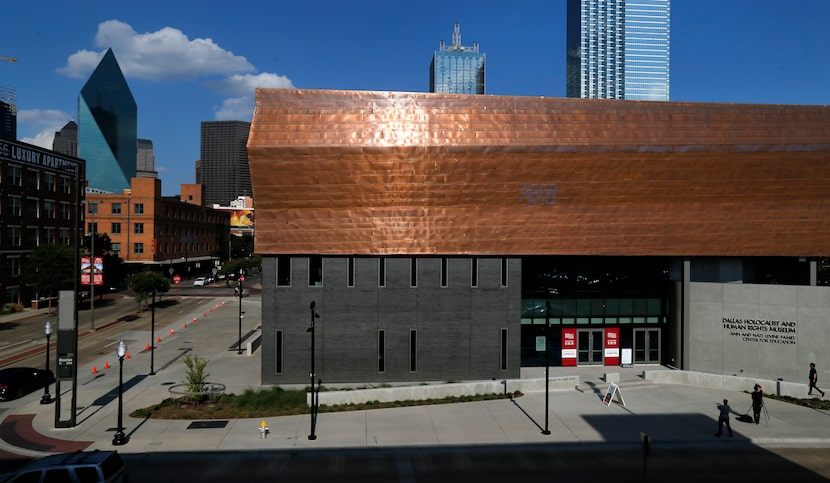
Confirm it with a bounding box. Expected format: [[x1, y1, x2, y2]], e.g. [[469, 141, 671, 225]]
[[1, 450, 127, 482], [192, 277, 206, 286]]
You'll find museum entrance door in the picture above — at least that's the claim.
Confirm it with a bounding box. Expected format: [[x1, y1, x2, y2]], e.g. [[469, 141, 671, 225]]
[[633, 328, 660, 364], [577, 329, 604, 365]]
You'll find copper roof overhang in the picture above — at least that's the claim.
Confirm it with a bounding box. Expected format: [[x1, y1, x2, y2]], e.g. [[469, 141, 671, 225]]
[[248, 89, 830, 257]]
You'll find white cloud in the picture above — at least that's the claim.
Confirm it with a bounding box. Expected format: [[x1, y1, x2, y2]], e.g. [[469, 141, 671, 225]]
[[209, 72, 294, 121], [17, 109, 74, 149], [215, 97, 254, 122], [207, 73, 294, 97], [57, 19, 255, 81]]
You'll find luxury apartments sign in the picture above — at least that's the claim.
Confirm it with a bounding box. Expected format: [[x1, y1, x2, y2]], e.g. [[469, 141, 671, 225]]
[[0, 139, 81, 172]]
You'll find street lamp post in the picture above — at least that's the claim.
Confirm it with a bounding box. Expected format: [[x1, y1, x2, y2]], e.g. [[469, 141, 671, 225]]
[[237, 270, 244, 355], [85, 200, 101, 331], [307, 301, 320, 440], [40, 321, 54, 405], [542, 301, 551, 435], [112, 340, 129, 446], [149, 288, 156, 375]]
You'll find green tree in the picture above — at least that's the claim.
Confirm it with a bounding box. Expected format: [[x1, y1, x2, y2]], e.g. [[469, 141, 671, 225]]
[[22, 243, 75, 313], [182, 353, 209, 402], [128, 270, 171, 311]]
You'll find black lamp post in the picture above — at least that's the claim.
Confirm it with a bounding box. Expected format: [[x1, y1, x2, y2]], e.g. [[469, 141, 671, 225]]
[[112, 340, 129, 446], [307, 301, 320, 440], [149, 288, 156, 375], [40, 321, 54, 404], [237, 270, 244, 355], [542, 301, 551, 435]]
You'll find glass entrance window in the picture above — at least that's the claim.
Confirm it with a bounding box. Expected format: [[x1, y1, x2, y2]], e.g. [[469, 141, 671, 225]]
[[577, 329, 604, 365], [634, 328, 660, 364]]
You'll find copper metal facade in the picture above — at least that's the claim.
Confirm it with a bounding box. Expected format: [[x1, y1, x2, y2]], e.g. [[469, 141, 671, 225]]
[[247, 89, 830, 257]]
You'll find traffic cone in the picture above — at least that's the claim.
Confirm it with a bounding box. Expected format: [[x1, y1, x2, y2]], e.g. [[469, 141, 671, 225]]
[[215, 304, 219, 310], [184, 320, 188, 328], [92, 366, 97, 374], [210, 307, 213, 313], [193, 317, 197, 325], [203, 311, 207, 317], [157, 336, 162, 343], [105, 361, 110, 369], [126, 352, 131, 359], [221, 301, 225, 307], [170, 328, 175, 336], [146, 343, 151, 350]]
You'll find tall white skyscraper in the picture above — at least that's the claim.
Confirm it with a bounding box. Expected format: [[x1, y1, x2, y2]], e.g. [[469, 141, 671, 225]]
[[566, 0, 670, 101]]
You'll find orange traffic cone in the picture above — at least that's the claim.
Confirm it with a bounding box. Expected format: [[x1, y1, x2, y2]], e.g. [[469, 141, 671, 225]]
[[126, 352, 131, 359], [221, 301, 225, 307], [157, 336, 162, 343], [203, 311, 207, 317], [193, 317, 197, 324], [105, 361, 110, 369], [92, 366, 98, 374], [146, 343, 151, 350], [184, 320, 188, 328], [210, 307, 213, 313], [215, 305, 219, 310], [170, 328, 175, 335]]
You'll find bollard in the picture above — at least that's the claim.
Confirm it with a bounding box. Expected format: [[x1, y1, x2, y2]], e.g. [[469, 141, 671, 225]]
[[259, 420, 270, 439]]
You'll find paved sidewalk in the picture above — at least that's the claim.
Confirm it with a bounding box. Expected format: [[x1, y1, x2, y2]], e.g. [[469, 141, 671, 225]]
[[3, 295, 830, 461]]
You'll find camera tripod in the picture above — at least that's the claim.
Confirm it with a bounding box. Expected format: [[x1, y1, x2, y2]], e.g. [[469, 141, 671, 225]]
[[746, 401, 770, 425]]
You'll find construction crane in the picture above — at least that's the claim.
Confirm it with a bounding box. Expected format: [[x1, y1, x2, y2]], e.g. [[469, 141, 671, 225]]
[[1, 57, 17, 63]]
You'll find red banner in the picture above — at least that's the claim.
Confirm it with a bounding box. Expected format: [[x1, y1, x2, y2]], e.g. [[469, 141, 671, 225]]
[[81, 257, 103, 286], [561, 328, 577, 367], [604, 327, 620, 366]]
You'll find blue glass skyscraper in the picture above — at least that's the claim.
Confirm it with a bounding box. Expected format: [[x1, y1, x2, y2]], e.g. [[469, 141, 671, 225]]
[[567, 0, 670, 101], [430, 23, 485, 95], [79, 48, 137, 193]]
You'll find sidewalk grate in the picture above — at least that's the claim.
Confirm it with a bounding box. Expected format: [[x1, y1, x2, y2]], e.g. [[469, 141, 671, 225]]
[[186, 421, 228, 429]]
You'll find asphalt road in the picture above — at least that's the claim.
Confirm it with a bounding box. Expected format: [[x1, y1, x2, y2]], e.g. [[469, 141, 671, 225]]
[[0, 281, 253, 370], [118, 445, 830, 482]]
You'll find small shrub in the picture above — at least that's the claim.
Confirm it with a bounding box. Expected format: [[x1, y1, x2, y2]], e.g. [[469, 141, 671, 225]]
[[182, 353, 209, 400]]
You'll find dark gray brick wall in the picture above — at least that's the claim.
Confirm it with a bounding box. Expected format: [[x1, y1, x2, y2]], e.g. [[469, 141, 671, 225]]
[[262, 256, 521, 385]]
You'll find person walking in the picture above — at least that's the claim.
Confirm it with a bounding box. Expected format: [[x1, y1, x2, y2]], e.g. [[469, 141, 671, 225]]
[[715, 399, 733, 437], [809, 363, 825, 397], [751, 384, 764, 424]]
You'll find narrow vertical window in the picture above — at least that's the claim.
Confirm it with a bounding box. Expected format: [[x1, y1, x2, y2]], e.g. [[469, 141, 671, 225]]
[[441, 257, 448, 287], [378, 257, 386, 287], [309, 256, 323, 287], [409, 329, 417, 373], [471, 257, 478, 287], [277, 256, 291, 286], [500, 258, 508, 287], [347, 257, 355, 287], [410, 258, 417, 287], [500, 328, 508, 371], [378, 329, 385, 373], [275, 330, 284, 375]]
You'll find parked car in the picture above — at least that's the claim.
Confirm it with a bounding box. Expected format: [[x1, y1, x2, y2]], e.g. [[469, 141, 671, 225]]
[[0, 450, 127, 482], [205, 275, 215, 284], [0, 367, 55, 401], [193, 277, 206, 286]]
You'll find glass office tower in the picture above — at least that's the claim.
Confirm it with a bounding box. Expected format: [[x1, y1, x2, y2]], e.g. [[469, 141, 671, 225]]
[[566, 0, 670, 101], [430, 23, 486, 95], [79, 48, 137, 193], [199, 121, 252, 207]]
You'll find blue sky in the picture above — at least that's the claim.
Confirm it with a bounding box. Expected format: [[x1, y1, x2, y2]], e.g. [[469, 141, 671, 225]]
[[3, 1, 829, 196]]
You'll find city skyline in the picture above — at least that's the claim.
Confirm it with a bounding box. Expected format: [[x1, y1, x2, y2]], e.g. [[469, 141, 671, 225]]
[[3, 0, 829, 196]]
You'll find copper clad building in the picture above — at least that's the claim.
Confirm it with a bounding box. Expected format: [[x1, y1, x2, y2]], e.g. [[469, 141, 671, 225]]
[[249, 89, 830, 385]]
